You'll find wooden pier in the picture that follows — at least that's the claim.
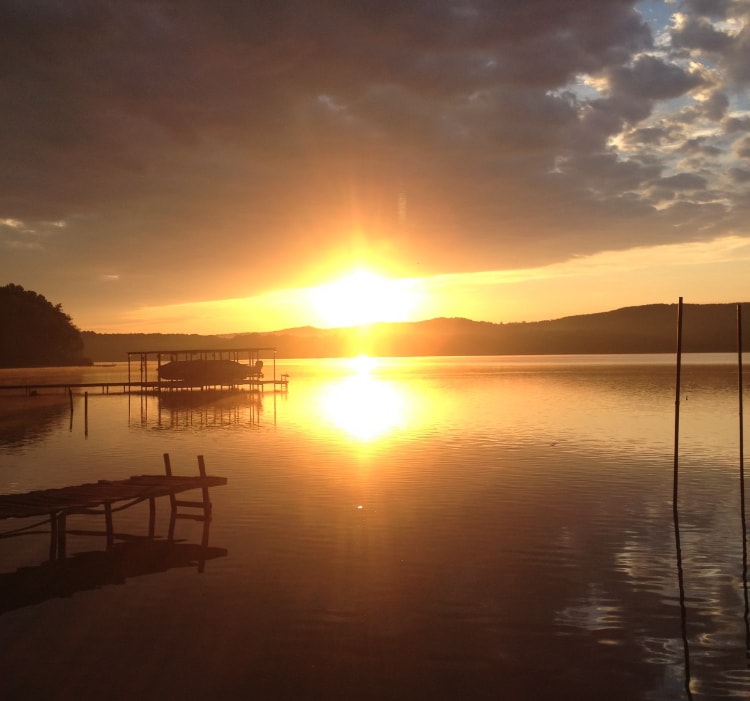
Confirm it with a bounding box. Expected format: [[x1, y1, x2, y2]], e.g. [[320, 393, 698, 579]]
[[0, 345, 290, 397], [0, 454, 227, 561], [0, 377, 289, 396]]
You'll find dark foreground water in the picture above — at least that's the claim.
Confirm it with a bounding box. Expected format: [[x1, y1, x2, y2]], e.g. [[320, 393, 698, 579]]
[[1, 355, 749, 700]]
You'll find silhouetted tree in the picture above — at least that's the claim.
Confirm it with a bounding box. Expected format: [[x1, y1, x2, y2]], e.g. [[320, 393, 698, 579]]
[[0, 284, 89, 367]]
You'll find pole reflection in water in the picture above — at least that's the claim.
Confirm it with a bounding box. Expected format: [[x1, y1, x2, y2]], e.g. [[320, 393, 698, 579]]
[[673, 503, 694, 700]]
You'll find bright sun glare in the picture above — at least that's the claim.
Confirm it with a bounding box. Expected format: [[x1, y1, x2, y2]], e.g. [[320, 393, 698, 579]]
[[320, 373, 406, 442], [309, 269, 419, 328]]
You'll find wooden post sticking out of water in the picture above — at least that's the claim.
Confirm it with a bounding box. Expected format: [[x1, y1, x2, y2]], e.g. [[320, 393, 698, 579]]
[[739, 303, 746, 515], [737, 304, 750, 657], [84, 391, 89, 437], [672, 297, 692, 698], [673, 297, 684, 506]]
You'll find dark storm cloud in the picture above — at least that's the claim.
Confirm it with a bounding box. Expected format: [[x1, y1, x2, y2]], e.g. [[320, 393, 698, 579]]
[[0, 0, 747, 318]]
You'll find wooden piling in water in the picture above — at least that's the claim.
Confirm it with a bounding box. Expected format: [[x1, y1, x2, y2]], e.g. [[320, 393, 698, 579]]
[[738, 303, 746, 521], [672, 297, 692, 698], [673, 296, 683, 507], [738, 303, 750, 656]]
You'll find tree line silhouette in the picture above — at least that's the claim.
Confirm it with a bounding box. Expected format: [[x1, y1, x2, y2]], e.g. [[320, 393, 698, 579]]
[[0, 284, 89, 367]]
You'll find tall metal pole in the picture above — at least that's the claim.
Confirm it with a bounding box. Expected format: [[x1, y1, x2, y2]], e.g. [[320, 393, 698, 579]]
[[672, 297, 692, 699], [673, 297, 683, 507], [737, 303, 749, 659], [739, 303, 746, 518]]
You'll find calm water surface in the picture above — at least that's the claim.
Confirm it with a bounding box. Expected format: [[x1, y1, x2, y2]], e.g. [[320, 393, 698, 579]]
[[1, 354, 749, 700]]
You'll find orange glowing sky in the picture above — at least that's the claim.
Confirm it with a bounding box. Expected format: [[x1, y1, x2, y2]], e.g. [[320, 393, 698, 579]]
[[1, 2, 750, 334]]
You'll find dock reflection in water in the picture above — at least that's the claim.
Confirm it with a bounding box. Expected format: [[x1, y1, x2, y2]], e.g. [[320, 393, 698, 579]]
[[0, 538, 228, 616], [129, 389, 265, 430]]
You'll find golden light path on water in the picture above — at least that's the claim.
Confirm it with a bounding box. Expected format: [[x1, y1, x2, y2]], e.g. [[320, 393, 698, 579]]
[[316, 355, 410, 442]]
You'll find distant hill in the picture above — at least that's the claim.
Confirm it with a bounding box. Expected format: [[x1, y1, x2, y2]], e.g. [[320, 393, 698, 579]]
[[81, 303, 750, 361]]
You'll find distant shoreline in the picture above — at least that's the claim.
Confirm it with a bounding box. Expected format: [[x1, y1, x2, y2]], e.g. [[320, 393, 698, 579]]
[[78, 303, 750, 361]]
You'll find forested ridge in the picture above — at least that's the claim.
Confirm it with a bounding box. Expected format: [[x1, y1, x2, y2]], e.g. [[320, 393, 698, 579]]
[[2, 284, 744, 366], [0, 284, 89, 367], [81, 302, 750, 361]]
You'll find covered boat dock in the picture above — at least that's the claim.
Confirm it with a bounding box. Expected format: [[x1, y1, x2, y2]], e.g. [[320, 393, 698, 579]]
[[128, 346, 289, 392]]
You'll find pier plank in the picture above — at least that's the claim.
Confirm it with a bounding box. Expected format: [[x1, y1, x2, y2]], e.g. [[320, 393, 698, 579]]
[[0, 475, 227, 520]]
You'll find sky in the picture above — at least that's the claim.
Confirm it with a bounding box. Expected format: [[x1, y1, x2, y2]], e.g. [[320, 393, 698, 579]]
[[1, 0, 750, 334]]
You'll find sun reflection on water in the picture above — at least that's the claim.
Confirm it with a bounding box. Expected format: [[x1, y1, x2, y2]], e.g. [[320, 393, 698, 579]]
[[318, 356, 407, 442]]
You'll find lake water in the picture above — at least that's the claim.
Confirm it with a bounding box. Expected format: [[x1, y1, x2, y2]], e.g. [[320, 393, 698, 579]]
[[1, 354, 749, 700]]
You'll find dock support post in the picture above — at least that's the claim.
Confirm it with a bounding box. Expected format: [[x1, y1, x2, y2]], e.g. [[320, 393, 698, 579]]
[[198, 454, 212, 524], [49, 511, 58, 560], [197, 454, 211, 573], [57, 513, 67, 559], [162, 453, 214, 550], [104, 502, 114, 550], [164, 452, 177, 541], [148, 497, 156, 538]]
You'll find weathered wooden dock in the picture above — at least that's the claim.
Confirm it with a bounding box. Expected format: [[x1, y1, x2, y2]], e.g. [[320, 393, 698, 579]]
[[0, 454, 227, 561]]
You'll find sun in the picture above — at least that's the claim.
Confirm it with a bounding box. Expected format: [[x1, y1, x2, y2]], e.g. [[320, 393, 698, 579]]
[[308, 268, 420, 328]]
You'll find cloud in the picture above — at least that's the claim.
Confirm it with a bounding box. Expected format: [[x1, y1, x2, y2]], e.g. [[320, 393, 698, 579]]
[[606, 54, 706, 100], [420, 233, 750, 290], [671, 14, 734, 52], [729, 166, 750, 182], [735, 134, 750, 157], [0, 1, 748, 325], [653, 172, 708, 190]]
